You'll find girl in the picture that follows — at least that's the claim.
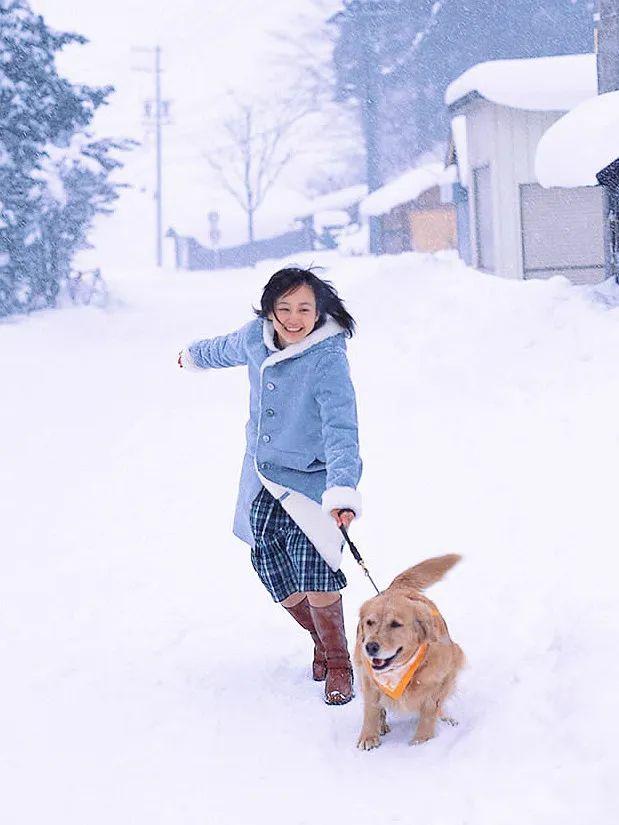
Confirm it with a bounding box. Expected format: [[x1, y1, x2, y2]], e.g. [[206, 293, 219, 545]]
[[178, 267, 362, 705]]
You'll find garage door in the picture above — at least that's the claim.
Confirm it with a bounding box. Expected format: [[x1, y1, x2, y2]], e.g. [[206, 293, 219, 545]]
[[520, 184, 605, 283]]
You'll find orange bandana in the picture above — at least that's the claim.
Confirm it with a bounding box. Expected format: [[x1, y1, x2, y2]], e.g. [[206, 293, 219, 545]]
[[364, 643, 429, 700]]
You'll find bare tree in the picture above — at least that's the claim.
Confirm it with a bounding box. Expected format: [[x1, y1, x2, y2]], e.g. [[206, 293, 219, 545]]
[[267, 0, 366, 195], [205, 98, 307, 257]]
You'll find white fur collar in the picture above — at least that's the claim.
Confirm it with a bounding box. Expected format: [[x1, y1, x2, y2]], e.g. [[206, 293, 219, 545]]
[[261, 316, 343, 372]]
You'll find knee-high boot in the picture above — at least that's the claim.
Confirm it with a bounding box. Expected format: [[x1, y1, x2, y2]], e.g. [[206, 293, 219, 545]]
[[309, 596, 354, 705], [283, 597, 327, 681]]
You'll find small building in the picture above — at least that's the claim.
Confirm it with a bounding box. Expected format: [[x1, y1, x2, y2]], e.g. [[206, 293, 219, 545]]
[[446, 53, 604, 284], [359, 163, 458, 255], [536, 89, 619, 281]]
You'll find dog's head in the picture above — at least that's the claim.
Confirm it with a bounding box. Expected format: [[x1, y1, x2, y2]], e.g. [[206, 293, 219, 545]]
[[356, 591, 439, 673]]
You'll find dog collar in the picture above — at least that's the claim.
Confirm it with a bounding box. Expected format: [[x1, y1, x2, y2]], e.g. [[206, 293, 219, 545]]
[[364, 642, 429, 700]]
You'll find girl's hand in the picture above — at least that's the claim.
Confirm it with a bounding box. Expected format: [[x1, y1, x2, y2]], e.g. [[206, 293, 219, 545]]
[[331, 508, 355, 529]]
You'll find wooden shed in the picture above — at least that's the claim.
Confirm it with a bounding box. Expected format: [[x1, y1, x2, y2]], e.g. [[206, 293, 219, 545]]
[[359, 164, 458, 256]]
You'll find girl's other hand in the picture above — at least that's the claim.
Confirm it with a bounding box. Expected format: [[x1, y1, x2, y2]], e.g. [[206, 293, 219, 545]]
[[331, 508, 355, 529]]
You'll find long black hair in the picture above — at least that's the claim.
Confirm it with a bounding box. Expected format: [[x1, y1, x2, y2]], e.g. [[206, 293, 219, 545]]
[[255, 266, 356, 337]]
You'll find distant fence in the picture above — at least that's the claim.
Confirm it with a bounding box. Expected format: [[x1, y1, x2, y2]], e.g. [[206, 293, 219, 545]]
[[169, 225, 315, 271]]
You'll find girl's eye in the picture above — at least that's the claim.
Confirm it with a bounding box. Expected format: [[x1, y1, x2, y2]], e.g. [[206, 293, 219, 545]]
[[390, 621, 403, 629]]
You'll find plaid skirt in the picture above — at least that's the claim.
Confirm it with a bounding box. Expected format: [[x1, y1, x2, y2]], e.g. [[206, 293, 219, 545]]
[[249, 486, 347, 603]]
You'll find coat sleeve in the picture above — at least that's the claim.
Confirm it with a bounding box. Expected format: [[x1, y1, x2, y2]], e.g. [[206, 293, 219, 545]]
[[314, 350, 363, 517], [186, 320, 253, 369]]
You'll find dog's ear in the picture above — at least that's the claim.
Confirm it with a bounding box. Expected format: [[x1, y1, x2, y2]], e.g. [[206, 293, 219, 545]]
[[413, 603, 439, 643], [356, 619, 364, 645]]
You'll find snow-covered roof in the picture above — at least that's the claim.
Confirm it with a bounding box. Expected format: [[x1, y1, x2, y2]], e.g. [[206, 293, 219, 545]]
[[299, 184, 367, 217], [446, 53, 597, 113], [359, 163, 444, 217], [536, 90, 619, 188], [438, 164, 458, 186]]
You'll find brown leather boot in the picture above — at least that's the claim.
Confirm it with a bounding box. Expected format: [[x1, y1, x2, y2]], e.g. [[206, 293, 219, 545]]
[[283, 597, 327, 681], [309, 596, 354, 705]]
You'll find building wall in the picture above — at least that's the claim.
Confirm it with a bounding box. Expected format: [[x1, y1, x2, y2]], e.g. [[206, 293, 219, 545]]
[[380, 205, 412, 254], [464, 99, 563, 280], [410, 207, 457, 253], [464, 99, 494, 273], [492, 105, 560, 279]]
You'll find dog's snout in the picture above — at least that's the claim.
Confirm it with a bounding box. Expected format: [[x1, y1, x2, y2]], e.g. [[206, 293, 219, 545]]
[[365, 642, 380, 657]]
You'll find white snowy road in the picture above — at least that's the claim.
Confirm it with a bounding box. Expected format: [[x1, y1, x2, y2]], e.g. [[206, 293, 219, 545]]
[[1, 252, 617, 824]]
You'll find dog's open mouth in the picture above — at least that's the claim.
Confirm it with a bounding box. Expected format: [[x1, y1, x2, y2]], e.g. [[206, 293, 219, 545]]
[[370, 647, 403, 671]]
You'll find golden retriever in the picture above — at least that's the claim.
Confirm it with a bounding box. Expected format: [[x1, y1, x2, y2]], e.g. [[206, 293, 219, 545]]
[[354, 554, 465, 750]]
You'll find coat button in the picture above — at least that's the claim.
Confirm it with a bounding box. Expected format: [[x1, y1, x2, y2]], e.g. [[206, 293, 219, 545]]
[[262, 434, 271, 443], [266, 382, 275, 390], [265, 408, 275, 417], [261, 462, 271, 470]]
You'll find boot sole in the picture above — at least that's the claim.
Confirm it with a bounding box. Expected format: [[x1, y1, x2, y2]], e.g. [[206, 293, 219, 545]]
[[324, 691, 355, 705]]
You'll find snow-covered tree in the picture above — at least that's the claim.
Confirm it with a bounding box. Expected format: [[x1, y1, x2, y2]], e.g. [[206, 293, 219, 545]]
[[268, 0, 366, 196], [331, 0, 595, 180], [0, 0, 132, 316]]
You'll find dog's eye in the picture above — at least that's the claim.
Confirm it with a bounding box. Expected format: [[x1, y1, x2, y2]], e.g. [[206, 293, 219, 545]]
[[390, 621, 403, 628], [366, 619, 375, 627]]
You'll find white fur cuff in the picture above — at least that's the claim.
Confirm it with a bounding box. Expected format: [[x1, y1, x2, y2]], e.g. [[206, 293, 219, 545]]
[[321, 486, 362, 518], [179, 347, 203, 371]]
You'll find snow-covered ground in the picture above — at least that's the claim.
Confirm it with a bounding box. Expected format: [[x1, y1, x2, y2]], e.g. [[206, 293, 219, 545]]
[[2, 251, 617, 824]]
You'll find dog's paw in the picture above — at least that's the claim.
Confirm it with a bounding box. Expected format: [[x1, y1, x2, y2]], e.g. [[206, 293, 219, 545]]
[[357, 732, 381, 751], [440, 716, 458, 727], [409, 733, 434, 746], [379, 719, 391, 736]]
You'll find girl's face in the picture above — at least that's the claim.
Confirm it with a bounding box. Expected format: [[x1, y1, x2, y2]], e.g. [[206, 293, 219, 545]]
[[269, 283, 319, 346]]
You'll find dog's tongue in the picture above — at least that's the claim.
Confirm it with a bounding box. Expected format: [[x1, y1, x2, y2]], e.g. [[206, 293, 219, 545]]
[[372, 658, 385, 668]]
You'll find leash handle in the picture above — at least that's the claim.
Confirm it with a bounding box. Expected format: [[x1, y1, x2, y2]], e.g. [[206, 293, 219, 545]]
[[337, 510, 381, 595]]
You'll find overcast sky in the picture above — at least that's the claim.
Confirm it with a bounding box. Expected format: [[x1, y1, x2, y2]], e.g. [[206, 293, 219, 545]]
[[31, 1, 342, 264]]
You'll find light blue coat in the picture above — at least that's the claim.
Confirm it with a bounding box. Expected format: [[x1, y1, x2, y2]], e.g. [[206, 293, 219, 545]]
[[187, 316, 362, 546]]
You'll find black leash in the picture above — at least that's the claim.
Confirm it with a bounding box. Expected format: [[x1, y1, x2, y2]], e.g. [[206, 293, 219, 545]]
[[337, 509, 381, 595]]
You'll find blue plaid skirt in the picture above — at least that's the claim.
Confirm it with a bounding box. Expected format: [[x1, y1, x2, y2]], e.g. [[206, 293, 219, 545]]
[[249, 486, 347, 602]]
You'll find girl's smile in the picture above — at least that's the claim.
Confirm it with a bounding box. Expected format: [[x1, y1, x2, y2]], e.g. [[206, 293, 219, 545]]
[[269, 283, 320, 347]]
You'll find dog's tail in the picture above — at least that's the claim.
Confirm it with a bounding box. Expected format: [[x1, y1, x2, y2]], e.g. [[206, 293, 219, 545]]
[[386, 554, 461, 594]]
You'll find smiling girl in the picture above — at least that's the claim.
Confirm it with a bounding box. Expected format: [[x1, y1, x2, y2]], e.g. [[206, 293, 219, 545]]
[[178, 267, 362, 705]]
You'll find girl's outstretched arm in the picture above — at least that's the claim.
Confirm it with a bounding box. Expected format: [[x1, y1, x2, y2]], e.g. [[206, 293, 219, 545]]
[[178, 320, 254, 370], [315, 350, 363, 519]]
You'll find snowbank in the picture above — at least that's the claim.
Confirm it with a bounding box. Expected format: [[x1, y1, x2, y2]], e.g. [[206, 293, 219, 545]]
[[1, 252, 617, 825], [536, 90, 619, 188], [446, 53, 597, 112], [359, 163, 444, 217]]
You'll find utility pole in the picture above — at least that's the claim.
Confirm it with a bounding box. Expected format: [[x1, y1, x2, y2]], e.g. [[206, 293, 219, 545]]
[[154, 46, 163, 268], [596, 2, 619, 281], [132, 45, 171, 268]]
